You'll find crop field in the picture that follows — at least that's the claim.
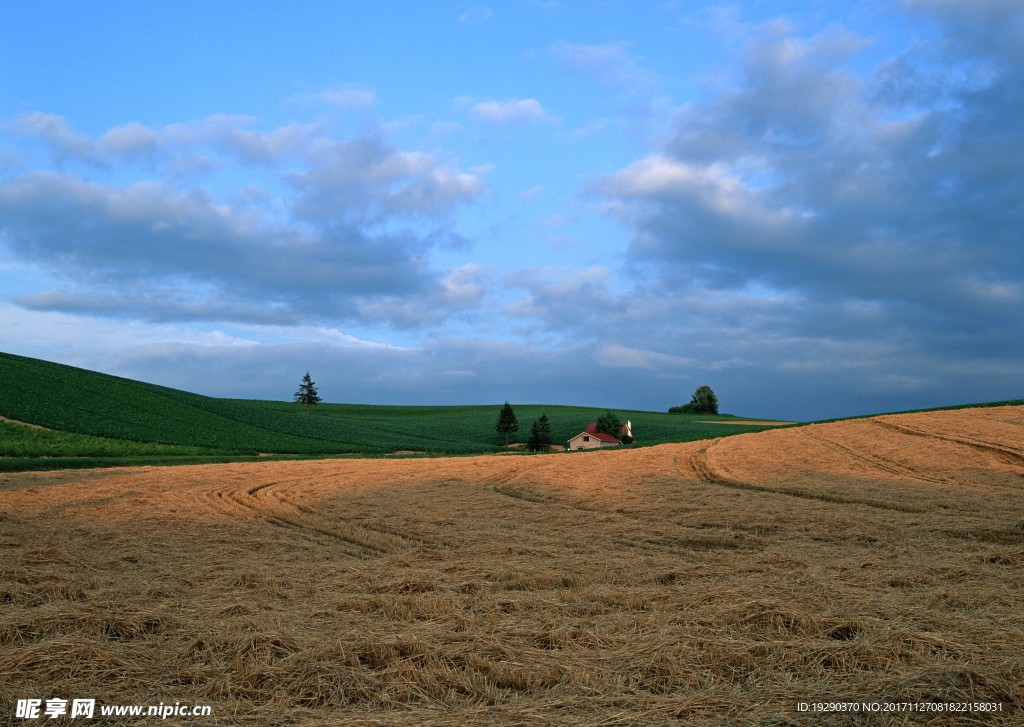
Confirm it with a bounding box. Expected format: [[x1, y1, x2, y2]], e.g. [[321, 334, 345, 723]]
[[1, 405, 1022, 724], [0, 351, 791, 469]]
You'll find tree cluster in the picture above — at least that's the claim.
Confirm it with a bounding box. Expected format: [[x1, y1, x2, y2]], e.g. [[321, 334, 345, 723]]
[[526, 414, 552, 452], [495, 403, 553, 452], [594, 411, 621, 437], [596, 410, 634, 444], [668, 385, 719, 415]]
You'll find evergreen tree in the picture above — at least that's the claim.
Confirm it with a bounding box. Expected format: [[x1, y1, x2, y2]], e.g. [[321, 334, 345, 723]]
[[293, 371, 322, 414], [527, 414, 552, 452], [494, 401, 519, 446]]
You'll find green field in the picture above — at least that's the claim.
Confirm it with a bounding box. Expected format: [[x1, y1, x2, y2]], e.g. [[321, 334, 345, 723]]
[[0, 351, 793, 471]]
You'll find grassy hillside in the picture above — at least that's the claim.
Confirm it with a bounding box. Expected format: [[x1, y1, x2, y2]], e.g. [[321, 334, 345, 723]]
[[0, 351, 788, 470]]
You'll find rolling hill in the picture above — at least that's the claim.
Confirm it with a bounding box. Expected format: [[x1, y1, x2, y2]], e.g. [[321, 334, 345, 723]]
[[0, 351, 790, 470]]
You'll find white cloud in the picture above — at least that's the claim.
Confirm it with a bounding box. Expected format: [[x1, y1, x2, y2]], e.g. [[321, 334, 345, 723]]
[[311, 327, 412, 350], [0, 304, 257, 365], [286, 87, 379, 110], [601, 154, 796, 229], [99, 123, 162, 159], [519, 184, 544, 201], [9, 112, 95, 160], [0, 114, 490, 331], [550, 40, 658, 90], [458, 6, 492, 25], [595, 343, 693, 370], [439, 263, 490, 304], [4, 3, 1023, 422], [505, 265, 620, 328], [317, 87, 379, 109], [470, 98, 555, 124]]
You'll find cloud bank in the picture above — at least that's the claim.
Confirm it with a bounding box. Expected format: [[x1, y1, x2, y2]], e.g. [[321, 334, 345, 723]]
[[1, 117, 487, 329], [1, 1, 1021, 420]]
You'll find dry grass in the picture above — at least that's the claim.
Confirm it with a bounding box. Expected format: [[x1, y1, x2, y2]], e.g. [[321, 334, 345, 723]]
[[1, 406, 1022, 725]]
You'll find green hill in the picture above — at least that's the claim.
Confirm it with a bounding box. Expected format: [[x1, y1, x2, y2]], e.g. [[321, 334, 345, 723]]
[[0, 351, 790, 471]]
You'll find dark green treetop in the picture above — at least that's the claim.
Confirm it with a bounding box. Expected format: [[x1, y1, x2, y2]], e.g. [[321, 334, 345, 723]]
[[495, 401, 519, 446], [526, 414, 552, 452], [294, 371, 322, 414], [668, 385, 719, 415], [595, 411, 622, 437]]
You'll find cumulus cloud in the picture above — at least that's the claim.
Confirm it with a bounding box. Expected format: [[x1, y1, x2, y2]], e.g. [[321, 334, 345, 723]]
[[289, 136, 486, 224], [99, 122, 163, 160], [550, 40, 658, 90], [505, 265, 622, 332], [356, 263, 493, 329], [8, 113, 96, 161], [9, 112, 323, 169], [310, 87, 379, 109], [470, 98, 555, 124], [0, 114, 488, 329], [15, 288, 303, 326], [595, 343, 693, 370], [597, 7, 1024, 315], [185, 115, 321, 166], [575, 1, 1024, 417], [4, 3, 1022, 421]]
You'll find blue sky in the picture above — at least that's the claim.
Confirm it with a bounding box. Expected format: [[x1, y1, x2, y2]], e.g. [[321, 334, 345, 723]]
[[1, 1, 1021, 421]]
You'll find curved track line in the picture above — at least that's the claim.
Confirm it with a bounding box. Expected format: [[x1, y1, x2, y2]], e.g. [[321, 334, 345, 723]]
[[251, 474, 457, 552], [276, 484, 457, 549], [609, 530, 753, 556], [206, 479, 382, 557], [872, 420, 1024, 467], [686, 444, 926, 513], [485, 470, 547, 505], [482, 467, 662, 530], [796, 428, 949, 485]]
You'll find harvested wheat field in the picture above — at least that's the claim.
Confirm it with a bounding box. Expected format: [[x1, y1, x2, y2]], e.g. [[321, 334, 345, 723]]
[[2, 406, 1023, 725]]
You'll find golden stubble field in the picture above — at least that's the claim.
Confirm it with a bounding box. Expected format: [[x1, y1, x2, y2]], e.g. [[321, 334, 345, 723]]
[[1, 406, 1022, 725]]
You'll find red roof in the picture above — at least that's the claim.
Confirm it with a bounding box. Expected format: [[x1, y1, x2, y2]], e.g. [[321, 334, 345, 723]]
[[584, 423, 621, 443]]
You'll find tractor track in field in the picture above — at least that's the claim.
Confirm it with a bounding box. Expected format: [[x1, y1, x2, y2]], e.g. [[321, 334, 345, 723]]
[[487, 469, 626, 519], [283, 496, 445, 551], [486, 467, 635, 516], [795, 426, 949, 485], [609, 528, 758, 556], [239, 472, 454, 552], [686, 442, 927, 514], [872, 420, 1024, 468], [806, 417, 1024, 492], [207, 479, 384, 558], [486, 469, 551, 505]]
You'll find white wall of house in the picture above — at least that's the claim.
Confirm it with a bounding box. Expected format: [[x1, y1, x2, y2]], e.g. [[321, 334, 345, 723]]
[[567, 433, 618, 451]]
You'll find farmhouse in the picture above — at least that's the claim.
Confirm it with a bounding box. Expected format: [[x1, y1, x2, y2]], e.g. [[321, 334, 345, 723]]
[[567, 421, 632, 451]]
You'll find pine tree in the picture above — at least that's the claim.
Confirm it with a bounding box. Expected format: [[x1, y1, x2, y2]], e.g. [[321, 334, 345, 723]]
[[495, 401, 519, 446], [294, 371, 322, 414], [527, 414, 552, 452]]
